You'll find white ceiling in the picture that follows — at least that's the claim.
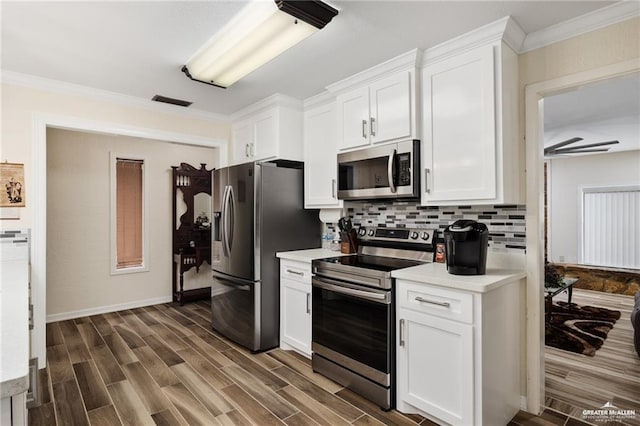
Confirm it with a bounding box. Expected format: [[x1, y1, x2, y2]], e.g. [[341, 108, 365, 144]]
[[544, 72, 640, 155], [0, 1, 617, 116]]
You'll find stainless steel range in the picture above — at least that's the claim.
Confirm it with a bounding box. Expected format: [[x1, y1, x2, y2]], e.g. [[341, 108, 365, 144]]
[[311, 227, 436, 410]]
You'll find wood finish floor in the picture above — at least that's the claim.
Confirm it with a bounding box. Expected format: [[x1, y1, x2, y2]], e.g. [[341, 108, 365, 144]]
[[545, 289, 640, 426], [30, 300, 583, 426]]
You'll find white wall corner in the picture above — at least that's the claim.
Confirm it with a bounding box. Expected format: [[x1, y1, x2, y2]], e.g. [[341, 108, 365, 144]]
[[326, 48, 420, 95], [521, 1, 640, 53]]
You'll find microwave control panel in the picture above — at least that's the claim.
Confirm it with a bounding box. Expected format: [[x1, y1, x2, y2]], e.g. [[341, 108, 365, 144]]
[[397, 153, 411, 186]]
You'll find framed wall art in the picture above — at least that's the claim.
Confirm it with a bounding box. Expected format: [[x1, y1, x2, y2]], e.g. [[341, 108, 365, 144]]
[[0, 162, 26, 207]]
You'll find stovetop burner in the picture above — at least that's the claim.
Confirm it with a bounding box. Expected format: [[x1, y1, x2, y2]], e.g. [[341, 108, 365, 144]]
[[312, 227, 437, 285], [316, 254, 425, 272]]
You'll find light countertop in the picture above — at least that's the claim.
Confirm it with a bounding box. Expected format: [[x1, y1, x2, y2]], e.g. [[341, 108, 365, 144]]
[[391, 262, 526, 293], [276, 248, 351, 263], [275, 248, 525, 293]]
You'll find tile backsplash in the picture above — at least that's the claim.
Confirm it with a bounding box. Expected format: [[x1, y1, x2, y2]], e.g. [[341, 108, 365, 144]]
[[328, 201, 526, 253]]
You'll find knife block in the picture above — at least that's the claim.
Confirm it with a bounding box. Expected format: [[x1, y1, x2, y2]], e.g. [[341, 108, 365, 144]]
[[340, 229, 358, 254]]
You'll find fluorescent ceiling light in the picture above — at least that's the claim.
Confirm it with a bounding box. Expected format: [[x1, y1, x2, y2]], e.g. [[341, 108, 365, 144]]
[[182, 0, 338, 88]]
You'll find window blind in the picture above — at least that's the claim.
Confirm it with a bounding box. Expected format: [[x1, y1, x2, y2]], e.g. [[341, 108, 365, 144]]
[[582, 187, 640, 269], [116, 159, 143, 269]]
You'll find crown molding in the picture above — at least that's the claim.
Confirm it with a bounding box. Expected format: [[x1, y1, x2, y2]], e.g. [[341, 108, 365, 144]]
[[521, 1, 640, 53], [1, 70, 229, 123], [326, 48, 420, 95], [303, 90, 335, 110], [230, 93, 303, 122], [421, 16, 524, 67]]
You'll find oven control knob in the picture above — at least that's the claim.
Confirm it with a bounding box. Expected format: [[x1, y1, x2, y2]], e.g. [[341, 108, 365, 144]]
[[358, 228, 366, 236], [368, 229, 375, 237], [410, 231, 419, 240], [421, 232, 430, 241]]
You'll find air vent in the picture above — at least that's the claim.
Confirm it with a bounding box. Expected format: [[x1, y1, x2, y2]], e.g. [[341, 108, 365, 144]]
[[151, 95, 192, 107]]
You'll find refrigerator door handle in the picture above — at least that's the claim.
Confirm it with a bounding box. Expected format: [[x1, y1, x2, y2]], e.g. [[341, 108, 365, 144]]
[[221, 185, 230, 257], [212, 271, 253, 291], [227, 185, 236, 252]]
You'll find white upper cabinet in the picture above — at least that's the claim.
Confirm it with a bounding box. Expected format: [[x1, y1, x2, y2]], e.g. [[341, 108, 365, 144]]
[[336, 86, 370, 150], [230, 95, 303, 165], [329, 50, 419, 151], [368, 71, 412, 144], [303, 101, 343, 208], [420, 17, 524, 205]]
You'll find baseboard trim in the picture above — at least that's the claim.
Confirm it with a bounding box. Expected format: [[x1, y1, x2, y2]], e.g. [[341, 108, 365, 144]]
[[46, 296, 173, 323]]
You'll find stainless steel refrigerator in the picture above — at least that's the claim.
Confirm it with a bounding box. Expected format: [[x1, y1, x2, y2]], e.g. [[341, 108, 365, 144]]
[[211, 161, 320, 351]]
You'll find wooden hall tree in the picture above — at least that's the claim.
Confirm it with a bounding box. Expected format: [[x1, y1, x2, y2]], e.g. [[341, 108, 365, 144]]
[[172, 163, 213, 304]]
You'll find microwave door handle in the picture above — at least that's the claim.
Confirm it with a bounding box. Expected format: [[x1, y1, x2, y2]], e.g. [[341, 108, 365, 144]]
[[388, 149, 397, 193]]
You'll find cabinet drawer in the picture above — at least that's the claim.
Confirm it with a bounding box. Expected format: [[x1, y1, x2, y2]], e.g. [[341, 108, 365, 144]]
[[397, 280, 473, 324], [280, 259, 312, 284]]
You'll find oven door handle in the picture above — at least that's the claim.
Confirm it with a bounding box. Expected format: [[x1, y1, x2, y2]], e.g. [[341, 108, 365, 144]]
[[312, 277, 390, 304]]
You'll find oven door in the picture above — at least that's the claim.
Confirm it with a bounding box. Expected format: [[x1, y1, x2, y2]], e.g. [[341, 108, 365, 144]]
[[337, 139, 419, 200], [311, 275, 392, 385]]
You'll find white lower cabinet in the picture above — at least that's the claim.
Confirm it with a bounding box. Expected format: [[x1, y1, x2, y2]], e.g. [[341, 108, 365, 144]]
[[398, 309, 474, 425], [279, 259, 312, 358], [396, 279, 522, 425]]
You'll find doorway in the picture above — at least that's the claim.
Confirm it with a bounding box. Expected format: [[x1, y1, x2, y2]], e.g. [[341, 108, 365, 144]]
[[541, 73, 640, 421], [30, 114, 226, 369], [524, 61, 640, 418]]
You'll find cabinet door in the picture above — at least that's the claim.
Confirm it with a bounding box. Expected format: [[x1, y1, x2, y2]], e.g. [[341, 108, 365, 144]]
[[397, 308, 473, 425], [304, 104, 342, 208], [232, 120, 253, 164], [422, 44, 497, 204], [280, 278, 311, 356], [336, 86, 370, 150], [253, 109, 278, 161], [369, 71, 412, 144]]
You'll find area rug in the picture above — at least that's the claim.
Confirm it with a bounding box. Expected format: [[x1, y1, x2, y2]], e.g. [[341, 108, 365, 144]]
[[545, 301, 621, 356]]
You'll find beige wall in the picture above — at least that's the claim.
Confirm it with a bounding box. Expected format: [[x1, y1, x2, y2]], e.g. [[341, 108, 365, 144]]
[[0, 82, 230, 229], [46, 128, 218, 316], [520, 18, 640, 86]]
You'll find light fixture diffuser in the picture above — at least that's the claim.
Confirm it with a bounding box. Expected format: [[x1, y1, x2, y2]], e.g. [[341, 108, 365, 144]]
[[182, 0, 338, 88]]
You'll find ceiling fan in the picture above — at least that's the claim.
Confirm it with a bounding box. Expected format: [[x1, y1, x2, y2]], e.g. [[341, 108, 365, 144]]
[[544, 137, 619, 156]]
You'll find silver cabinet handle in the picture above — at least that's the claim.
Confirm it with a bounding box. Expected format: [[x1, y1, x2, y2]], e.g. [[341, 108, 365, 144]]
[[424, 168, 431, 193], [415, 296, 450, 308], [306, 293, 311, 314], [332, 179, 336, 198], [285, 269, 304, 276], [362, 119, 368, 138], [399, 319, 405, 347], [245, 143, 250, 158], [370, 117, 376, 136]]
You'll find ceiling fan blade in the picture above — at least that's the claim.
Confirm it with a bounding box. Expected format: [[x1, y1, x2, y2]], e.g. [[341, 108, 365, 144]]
[[544, 137, 583, 154], [547, 148, 611, 155], [556, 140, 619, 151]]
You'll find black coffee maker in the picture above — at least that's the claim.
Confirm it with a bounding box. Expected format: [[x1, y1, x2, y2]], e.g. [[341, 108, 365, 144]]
[[443, 220, 489, 275]]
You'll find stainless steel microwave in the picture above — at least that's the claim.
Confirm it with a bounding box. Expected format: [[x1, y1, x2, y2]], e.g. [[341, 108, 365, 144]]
[[337, 139, 420, 201]]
